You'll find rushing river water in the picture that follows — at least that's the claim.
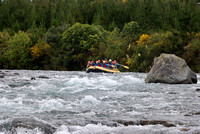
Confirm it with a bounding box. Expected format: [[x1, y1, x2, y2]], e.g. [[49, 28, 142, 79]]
[[0, 70, 200, 134]]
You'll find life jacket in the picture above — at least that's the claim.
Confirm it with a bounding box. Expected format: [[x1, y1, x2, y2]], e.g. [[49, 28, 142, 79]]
[[90, 63, 95, 66], [98, 63, 103, 67], [108, 63, 113, 68], [87, 64, 91, 68], [103, 64, 109, 68]]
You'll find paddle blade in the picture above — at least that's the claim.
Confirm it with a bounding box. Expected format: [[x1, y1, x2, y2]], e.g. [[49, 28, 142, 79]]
[[123, 65, 129, 69]]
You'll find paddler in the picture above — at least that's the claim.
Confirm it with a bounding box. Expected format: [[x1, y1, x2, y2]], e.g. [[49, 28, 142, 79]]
[[103, 60, 109, 68], [87, 61, 91, 68], [90, 61, 95, 66], [108, 59, 113, 68], [95, 61, 98, 66], [113, 60, 120, 69], [97, 60, 103, 67]]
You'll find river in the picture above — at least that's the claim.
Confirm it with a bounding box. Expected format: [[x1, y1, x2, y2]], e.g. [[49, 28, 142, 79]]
[[0, 70, 200, 134]]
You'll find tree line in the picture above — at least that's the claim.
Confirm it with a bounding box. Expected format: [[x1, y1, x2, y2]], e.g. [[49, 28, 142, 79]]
[[0, 0, 200, 72]]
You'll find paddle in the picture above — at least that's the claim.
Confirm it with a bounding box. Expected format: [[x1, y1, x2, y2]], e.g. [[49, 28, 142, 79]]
[[116, 63, 129, 69]]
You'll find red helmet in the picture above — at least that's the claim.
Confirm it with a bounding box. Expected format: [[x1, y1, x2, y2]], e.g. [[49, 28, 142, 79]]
[[88, 61, 90, 64], [98, 60, 101, 63], [114, 60, 117, 63], [91, 61, 94, 63]]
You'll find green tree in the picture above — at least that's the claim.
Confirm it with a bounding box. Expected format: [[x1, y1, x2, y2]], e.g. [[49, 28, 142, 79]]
[[5, 31, 33, 69], [61, 23, 106, 70]]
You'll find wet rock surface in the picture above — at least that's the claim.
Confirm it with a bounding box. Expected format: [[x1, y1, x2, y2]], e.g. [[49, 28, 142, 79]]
[[38, 75, 49, 79], [145, 53, 197, 84], [11, 118, 56, 134], [115, 120, 176, 127], [196, 88, 200, 91]]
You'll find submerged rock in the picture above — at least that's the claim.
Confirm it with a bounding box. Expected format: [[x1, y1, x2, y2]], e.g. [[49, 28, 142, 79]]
[[115, 120, 176, 127], [11, 118, 56, 134], [38, 75, 49, 79], [145, 53, 197, 84], [0, 73, 4, 78], [196, 89, 200, 92], [13, 73, 20, 76], [31, 77, 36, 80]]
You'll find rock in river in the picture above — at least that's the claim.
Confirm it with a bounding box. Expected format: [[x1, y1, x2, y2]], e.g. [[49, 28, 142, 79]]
[[145, 53, 197, 84], [11, 118, 56, 134]]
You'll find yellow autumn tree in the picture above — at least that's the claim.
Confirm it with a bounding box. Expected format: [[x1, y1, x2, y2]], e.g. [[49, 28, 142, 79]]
[[122, 0, 127, 4], [136, 34, 151, 47], [31, 42, 50, 59]]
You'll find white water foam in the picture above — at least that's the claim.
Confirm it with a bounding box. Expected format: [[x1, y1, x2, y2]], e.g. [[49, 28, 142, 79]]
[[54, 124, 190, 134], [13, 127, 43, 134], [62, 76, 121, 92], [38, 98, 66, 112], [55, 125, 71, 134], [65, 76, 93, 87], [80, 95, 100, 107], [120, 75, 144, 84]]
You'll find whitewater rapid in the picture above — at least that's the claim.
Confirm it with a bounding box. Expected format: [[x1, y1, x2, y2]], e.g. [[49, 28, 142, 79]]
[[0, 70, 199, 134]]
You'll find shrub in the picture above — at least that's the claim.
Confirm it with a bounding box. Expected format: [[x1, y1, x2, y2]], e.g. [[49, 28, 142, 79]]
[[61, 23, 106, 70], [184, 36, 200, 72], [121, 21, 141, 40], [31, 42, 50, 59], [5, 31, 33, 69]]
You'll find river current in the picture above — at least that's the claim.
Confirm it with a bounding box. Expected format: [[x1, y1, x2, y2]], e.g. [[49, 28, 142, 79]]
[[0, 70, 200, 134]]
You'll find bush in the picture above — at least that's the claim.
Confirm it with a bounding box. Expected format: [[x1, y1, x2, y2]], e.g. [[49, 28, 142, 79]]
[[121, 21, 141, 40], [61, 23, 107, 70], [0, 31, 11, 68], [183, 35, 200, 72], [129, 31, 185, 72], [45, 25, 70, 46], [5, 31, 33, 69]]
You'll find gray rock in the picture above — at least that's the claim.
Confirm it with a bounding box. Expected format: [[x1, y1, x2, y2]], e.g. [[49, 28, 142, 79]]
[[11, 118, 56, 134], [31, 77, 36, 80], [145, 53, 197, 84], [196, 88, 200, 92]]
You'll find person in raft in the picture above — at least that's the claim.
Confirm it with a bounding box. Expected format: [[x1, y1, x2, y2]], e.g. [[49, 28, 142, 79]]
[[87, 61, 91, 68], [90, 61, 96, 66], [97, 60, 103, 67], [102, 60, 109, 68], [108, 59, 113, 68], [87, 59, 119, 68], [112, 60, 120, 69]]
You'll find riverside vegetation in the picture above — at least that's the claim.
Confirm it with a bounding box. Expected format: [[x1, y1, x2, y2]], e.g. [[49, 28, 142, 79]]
[[0, 0, 200, 72]]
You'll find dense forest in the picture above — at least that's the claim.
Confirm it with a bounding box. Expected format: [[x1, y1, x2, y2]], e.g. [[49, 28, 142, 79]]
[[0, 0, 200, 72]]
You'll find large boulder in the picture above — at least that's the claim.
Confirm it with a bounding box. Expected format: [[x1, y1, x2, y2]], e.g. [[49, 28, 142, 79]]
[[145, 53, 197, 84]]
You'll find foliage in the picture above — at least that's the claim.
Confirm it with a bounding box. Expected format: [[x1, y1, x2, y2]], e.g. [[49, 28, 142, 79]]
[[121, 21, 141, 40], [136, 34, 151, 47], [0, 0, 200, 72], [183, 34, 200, 72], [4, 31, 33, 69], [0, 31, 10, 68], [31, 42, 50, 59], [129, 31, 186, 72], [105, 28, 126, 62], [45, 25, 70, 46], [61, 23, 106, 70]]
